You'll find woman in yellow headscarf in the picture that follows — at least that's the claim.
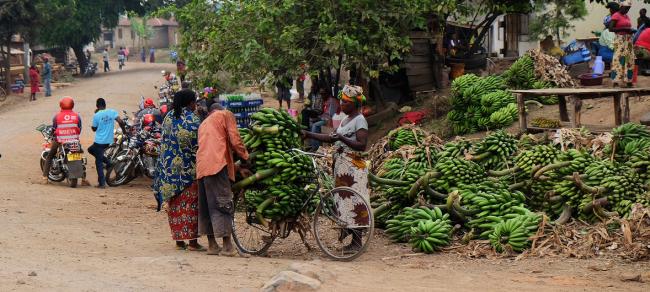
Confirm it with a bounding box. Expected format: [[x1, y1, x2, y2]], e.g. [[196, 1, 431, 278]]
[[303, 85, 370, 252], [609, 0, 635, 87]]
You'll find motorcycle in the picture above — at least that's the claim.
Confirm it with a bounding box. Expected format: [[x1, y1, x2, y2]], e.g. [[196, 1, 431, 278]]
[[83, 62, 98, 77], [104, 110, 132, 163], [105, 119, 161, 186], [37, 124, 87, 188]]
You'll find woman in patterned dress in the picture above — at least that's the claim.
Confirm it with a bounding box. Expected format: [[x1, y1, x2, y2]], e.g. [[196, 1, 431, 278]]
[[153, 89, 205, 251], [609, 1, 635, 87], [303, 85, 369, 251]]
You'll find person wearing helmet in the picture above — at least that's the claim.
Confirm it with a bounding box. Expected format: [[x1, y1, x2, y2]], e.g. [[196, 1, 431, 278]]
[[89, 98, 126, 188], [136, 98, 163, 124], [43, 97, 83, 183]]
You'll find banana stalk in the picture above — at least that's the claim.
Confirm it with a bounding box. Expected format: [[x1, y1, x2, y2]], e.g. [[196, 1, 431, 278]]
[[407, 172, 440, 198], [368, 173, 410, 186], [232, 168, 279, 191], [554, 204, 572, 225], [571, 172, 606, 194], [533, 161, 572, 179], [487, 166, 520, 177]]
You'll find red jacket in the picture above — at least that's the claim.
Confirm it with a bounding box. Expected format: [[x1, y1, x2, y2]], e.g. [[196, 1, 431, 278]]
[[29, 68, 40, 94], [53, 110, 82, 143]]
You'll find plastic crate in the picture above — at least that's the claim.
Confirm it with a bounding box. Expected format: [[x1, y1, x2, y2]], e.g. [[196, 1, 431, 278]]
[[221, 99, 264, 108]]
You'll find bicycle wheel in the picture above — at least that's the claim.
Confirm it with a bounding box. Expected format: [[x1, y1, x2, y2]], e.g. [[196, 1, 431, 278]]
[[313, 186, 374, 261], [231, 191, 275, 255]]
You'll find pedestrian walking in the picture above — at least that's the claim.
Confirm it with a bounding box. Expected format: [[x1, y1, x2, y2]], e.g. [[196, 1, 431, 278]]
[[28, 64, 40, 101], [124, 47, 130, 61], [102, 48, 110, 72], [89, 98, 125, 188], [140, 47, 146, 63], [149, 47, 155, 63], [42, 57, 52, 97], [153, 89, 205, 251], [196, 98, 250, 255], [609, 1, 635, 87]]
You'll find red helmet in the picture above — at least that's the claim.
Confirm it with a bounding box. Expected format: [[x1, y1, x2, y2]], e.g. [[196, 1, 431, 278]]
[[144, 98, 155, 108], [143, 114, 155, 126], [160, 104, 168, 115], [59, 97, 74, 110]]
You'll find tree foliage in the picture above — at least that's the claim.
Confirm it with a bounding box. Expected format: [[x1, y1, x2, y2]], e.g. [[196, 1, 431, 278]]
[[529, 0, 588, 44], [36, 0, 143, 72], [0, 0, 40, 89]]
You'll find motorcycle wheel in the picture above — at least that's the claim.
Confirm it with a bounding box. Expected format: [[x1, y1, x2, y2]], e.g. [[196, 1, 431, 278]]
[[40, 154, 66, 182], [68, 178, 78, 188], [106, 160, 132, 186], [143, 156, 156, 179]]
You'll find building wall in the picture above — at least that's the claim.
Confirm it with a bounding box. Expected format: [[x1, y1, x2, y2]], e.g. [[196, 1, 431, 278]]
[[148, 27, 170, 49]]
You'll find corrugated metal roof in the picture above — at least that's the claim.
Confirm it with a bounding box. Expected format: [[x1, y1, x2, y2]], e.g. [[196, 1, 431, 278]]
[[117, 17, 178, 27]]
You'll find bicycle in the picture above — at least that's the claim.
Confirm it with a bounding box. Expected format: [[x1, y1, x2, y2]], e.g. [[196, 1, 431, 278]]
[[0, 79, 7, 102], [231, 148, 374, 261]]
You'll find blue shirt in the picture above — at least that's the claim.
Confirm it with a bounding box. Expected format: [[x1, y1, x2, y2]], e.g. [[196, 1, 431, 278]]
[[92, 109, 119, 144], [43, 63, 52, 79]]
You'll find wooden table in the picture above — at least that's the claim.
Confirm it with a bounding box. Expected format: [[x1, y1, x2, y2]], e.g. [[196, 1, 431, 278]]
[[511, 87, 650, 133]]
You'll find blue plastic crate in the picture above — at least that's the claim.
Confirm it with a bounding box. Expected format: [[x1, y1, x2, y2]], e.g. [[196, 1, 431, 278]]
[[562, 48, 591, 65], [221, 99, 264, 108]]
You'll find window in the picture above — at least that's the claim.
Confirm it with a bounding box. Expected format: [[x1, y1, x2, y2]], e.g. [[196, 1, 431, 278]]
[[118, 28, 123, 39]]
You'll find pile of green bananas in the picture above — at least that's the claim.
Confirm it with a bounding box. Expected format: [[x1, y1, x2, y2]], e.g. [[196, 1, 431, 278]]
[[233, 108, 317, 224], [438, 140, 473, 159], [531, 117, 561, 128], [502, 55, 536, 90], [433, 157, 485, 193], [470, 130, 518, 170], [244, 184, 316, 223], [409, 218, 453, 253], [384, 206, 449, 243], [447, 75, 517, 134], [489, 212, 542, 253], [459, 181, 528, 238], [387, 127, 426, 150]]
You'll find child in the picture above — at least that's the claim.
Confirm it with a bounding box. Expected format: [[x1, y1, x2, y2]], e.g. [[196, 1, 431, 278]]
[[14, 74, 25, 94]]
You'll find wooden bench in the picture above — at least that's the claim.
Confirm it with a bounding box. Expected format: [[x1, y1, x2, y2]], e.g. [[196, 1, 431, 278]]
[[511, 87, 650, 133]]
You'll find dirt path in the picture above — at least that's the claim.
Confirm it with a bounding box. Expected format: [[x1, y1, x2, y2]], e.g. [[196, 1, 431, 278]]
[[0, 63, 648, 291]]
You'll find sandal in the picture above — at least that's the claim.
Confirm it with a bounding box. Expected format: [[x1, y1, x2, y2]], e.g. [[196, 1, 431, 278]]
[[187, 244, 207, 252], [219, 249, 239, 257]]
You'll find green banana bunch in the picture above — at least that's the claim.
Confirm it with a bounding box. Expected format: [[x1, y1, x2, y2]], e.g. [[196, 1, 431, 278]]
[[388, 127, 426, 150], [463, 76, 506, 99], [245, 184, 317, 222], [451, 73, 481, 98], [514, 145, 561, 177], [489, 212, 542, 253], [488, 103, 518, 129], [433, 157, 485, 193], [409, 218, 453, 253], [480, 90, 515, 114], [470, 130, 518, 170], [384, 206, 449, 243], [502, 55, 536, 90], [438, 140, 473, 159]]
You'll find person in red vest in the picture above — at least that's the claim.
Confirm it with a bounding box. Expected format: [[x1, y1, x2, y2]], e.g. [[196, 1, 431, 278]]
[[635, 27, 650, 60], [42, 96, 83, 183]]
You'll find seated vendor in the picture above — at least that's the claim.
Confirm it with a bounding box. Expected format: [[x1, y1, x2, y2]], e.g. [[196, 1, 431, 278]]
[[635, 28, 650, 60]]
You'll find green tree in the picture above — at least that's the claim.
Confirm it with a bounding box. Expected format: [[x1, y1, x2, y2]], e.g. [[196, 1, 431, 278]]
[[0, 0, 40, 90], [529, 0, 588, 46], [37, 0, 143, 73]]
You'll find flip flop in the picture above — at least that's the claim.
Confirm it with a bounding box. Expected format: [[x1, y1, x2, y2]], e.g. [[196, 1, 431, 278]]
[[206, 248, 221, 255], [187, 244, 207, 252]]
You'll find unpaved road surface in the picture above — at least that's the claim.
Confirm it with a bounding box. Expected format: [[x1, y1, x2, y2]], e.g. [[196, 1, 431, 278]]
[[0, 63, 648, 291]]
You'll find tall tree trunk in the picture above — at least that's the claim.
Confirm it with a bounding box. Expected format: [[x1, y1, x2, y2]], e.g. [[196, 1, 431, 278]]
[[334, 53, 343, 95], [369, 78, 386, 107], [72, 44, 88, 75]]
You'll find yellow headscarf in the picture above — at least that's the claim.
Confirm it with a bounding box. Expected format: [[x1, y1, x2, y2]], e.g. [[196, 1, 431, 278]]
[[338, 85, 366, 107]]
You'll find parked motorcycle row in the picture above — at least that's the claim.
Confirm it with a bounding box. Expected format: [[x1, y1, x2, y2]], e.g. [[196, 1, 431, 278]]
[[38, 74, 186, 188]]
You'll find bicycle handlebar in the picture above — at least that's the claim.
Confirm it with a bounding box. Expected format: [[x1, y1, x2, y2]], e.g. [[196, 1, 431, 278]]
[[289, 148, 327, 158]]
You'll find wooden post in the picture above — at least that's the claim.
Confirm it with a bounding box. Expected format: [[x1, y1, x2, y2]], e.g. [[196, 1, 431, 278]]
[[516, 93, 527, 133], [571, 96, 582, 128], [558, 95, 569, 122], [622, 93, 630, 123], [614, 93, 622, 125]]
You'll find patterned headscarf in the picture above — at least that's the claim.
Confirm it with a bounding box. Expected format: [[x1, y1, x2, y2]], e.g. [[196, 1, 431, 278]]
[[618, 0, 632, 7], [337, 85, 366, 107]]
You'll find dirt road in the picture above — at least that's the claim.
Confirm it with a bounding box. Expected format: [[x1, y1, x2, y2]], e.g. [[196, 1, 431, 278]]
[[0, 63, 648, 291]]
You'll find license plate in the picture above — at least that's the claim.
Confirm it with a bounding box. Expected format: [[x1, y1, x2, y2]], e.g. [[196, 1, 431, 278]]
[[67, 153, 82, 161]]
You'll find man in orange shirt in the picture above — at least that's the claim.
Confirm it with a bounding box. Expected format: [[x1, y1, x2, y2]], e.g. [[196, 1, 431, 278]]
[[196, 99, 250, 256]]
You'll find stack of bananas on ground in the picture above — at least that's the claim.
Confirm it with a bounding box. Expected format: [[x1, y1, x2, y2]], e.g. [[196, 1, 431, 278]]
[[387, 127, 426, 150], [384, 206, 452, 253]]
